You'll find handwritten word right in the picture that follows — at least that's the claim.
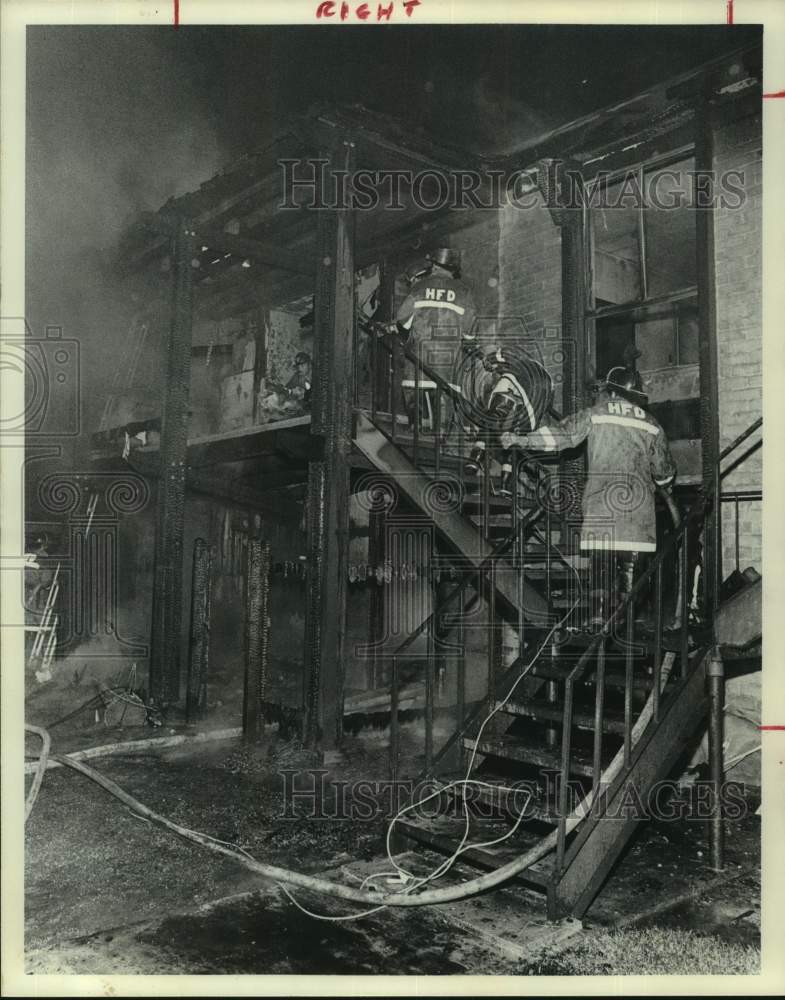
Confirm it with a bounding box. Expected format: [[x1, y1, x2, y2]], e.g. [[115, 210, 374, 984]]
[[315, 1, 422, 22]]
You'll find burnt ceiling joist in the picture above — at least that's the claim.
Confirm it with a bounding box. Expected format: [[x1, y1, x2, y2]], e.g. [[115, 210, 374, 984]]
[[488, 39, 761, 171], [195, 225, 313, 276], [117, 39, 761, 320]]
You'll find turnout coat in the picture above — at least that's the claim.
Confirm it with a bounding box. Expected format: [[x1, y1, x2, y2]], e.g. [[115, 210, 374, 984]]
[[395, 272, 477, 392], [523, 395, 677, 553]]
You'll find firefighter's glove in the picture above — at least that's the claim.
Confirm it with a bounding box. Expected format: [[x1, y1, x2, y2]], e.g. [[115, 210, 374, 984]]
[[500, 431, 526, 451]]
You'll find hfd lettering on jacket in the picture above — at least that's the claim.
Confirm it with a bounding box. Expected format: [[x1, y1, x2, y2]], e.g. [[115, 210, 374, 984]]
[[424, 287, 457, 302], [607, 400, 646, 419]]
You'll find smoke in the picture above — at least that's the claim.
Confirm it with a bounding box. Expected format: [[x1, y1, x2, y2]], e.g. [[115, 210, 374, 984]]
[[25, 23, 757, 458], [25, 25, 543, 457], [26, 28, 227, 456]]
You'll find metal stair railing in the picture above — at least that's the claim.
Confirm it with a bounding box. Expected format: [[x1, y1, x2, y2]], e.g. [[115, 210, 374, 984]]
[[355, 321, 574, 781], [382, 500, 552, 780], [554, 416, 762, 874], [356, 318, 560, 517], [716, 416, 762, 590], [412, 506, 581, 783], [553, 495, 710, 869]]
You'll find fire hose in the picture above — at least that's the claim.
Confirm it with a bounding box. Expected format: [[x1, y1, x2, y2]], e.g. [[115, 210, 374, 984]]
[[24, 646, 672, 913], [23, 335, 685, 912]]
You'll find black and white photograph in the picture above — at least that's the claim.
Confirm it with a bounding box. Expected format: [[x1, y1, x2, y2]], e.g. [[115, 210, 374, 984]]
[[2, 0, 783, 993]]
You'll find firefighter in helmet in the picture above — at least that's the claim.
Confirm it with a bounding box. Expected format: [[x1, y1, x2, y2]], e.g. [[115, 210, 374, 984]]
[[501, 361, 676, 626], [393, 248, 477, 433]]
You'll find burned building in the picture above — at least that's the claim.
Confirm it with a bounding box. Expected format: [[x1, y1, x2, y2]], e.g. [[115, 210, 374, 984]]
[[20, 20, 766, 974]]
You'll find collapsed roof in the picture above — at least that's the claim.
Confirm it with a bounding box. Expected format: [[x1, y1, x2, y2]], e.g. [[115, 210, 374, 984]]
[[118, 39, 761, 320]]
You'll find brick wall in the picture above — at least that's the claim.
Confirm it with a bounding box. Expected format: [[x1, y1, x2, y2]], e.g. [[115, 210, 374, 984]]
[[713, 109, 763, 574], [457, 211, 501, 323], [497, 197, 564, 408]]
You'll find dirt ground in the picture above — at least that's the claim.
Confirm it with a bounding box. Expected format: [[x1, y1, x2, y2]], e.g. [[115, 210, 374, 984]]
[[22, 722, 761, 978]]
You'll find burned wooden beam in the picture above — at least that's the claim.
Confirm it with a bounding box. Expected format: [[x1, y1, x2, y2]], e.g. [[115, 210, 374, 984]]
[[302, 140, 356, 752], [193, 263, 310, 323], [695, 100, 722, 619], [193, 224, 314, 276], [185, 419, 314, 468], [310, 105, 479, 175], [186, 537, 212, 722], [149, 219, 195, 704], [244, 538, 271, 742]]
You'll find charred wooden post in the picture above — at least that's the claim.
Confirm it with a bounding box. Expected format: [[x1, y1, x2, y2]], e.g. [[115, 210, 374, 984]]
[[542, 159, 588, 548], [558, 166, 588, 548], [376, 256, 397, 412], [244, 537, 271, 742], [303, 461, 326, 746], [186, 537, 212, 722], [149, 218, 195, 704], [302, 140, 356, 751], [251, 306, 269, 424], [367, 507, 386, 690], [695, 104, 722, 620], [707, 645, 725, 871]]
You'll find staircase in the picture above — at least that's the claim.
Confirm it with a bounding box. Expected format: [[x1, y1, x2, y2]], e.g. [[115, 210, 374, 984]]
[[353, 410, 551, 628], [350, 331, 759, 920]]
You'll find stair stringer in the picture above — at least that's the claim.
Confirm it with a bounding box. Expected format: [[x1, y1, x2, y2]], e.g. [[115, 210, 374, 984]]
[[548, 647, 710, 919], [353, 412, 550, 627]]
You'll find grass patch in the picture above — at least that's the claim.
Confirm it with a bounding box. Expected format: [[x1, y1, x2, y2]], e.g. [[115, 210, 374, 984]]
[[528, 926, 760, 976]]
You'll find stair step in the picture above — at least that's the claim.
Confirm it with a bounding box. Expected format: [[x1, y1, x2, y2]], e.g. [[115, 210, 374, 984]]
[[551, 597, 591, 609], [530, 661, 654, 692], [495, 698, 626, 734], [463, 734, 600, 777], [522, 565, 589, 578], [461, 498, 554, 519], [522, 543, 576, 557], [393, 816, 554, 886], [465, 513, 516, 528], [435, 775, 559, 824]]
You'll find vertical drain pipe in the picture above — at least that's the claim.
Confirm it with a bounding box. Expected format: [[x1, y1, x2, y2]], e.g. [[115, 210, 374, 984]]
[[707, 645, 725, 871]]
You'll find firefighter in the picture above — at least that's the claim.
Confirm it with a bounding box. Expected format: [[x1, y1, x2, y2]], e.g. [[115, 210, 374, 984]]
[[501, 364, 677, 626], [394, 248, 477, 433], [285, 351, 312, 407], [461, 344, 554, 494]]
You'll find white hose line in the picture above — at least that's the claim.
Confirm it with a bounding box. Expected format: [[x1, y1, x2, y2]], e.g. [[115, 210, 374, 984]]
[[26, 651, 676, 914], [24, 724, 51, 822], [23, 728, 242, 774], [50, 751, 555, 908], [33, 659, 672, 911]]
